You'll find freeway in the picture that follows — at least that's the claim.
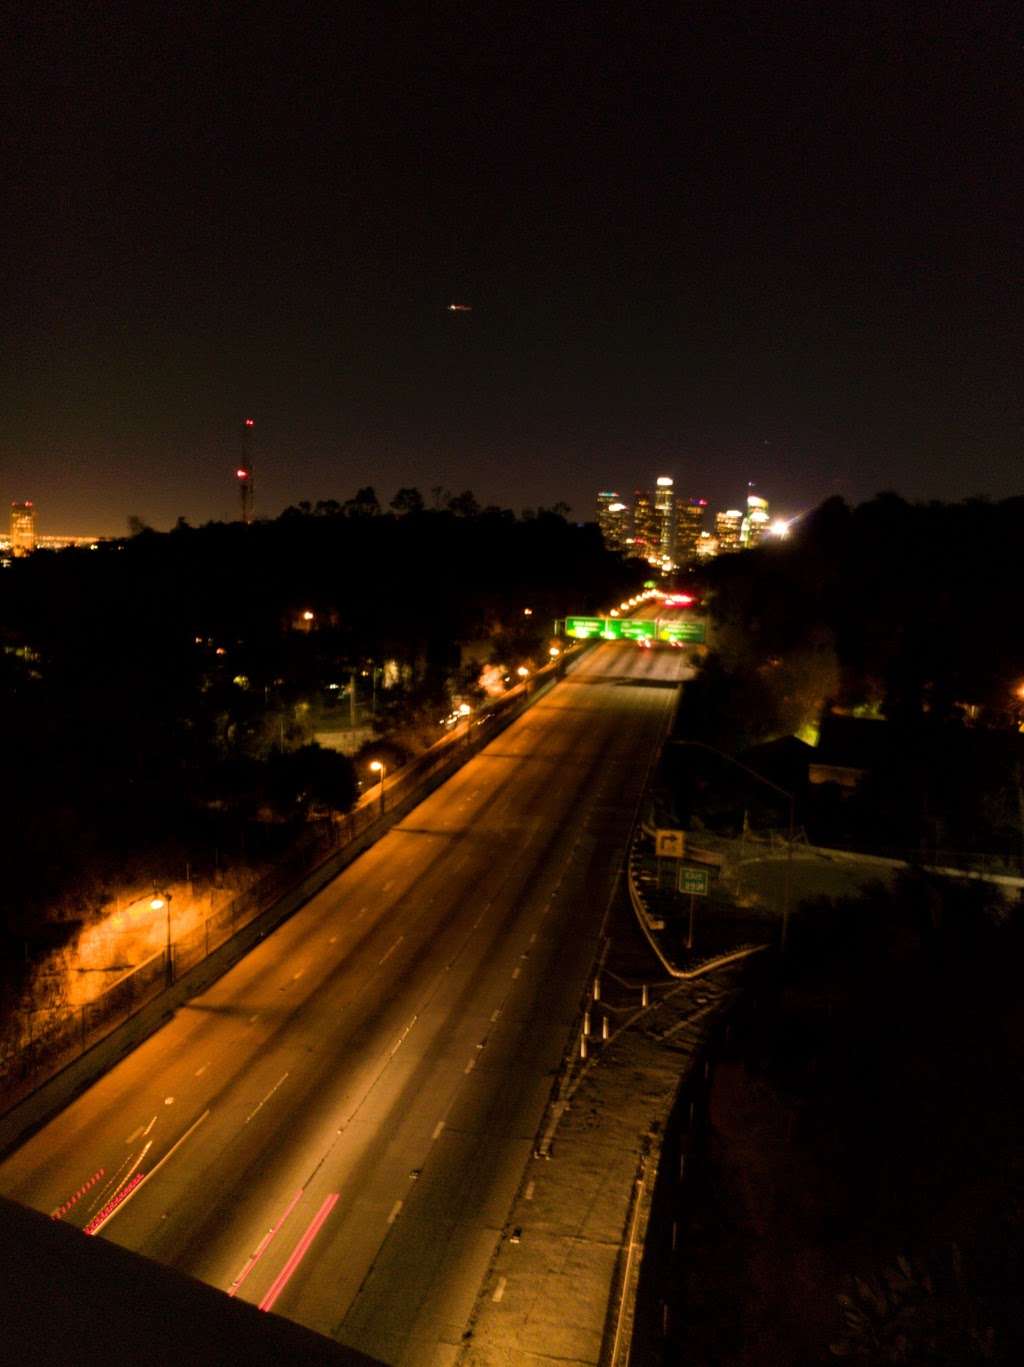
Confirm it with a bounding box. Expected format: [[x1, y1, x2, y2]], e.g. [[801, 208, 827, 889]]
[[0, 641, 689, 1365]]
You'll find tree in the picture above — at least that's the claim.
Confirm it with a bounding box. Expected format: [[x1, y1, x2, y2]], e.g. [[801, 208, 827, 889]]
[[265, 744, 356, 816], [390, 487, 425, 516], [447, 489, 480, 518], [344, 487, 381, 518]]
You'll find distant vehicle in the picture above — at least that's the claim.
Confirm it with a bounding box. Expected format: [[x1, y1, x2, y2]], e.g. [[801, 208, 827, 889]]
[[447, 302, 473, 312]]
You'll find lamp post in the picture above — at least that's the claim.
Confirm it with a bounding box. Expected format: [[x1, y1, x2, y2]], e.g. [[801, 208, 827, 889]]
[[369, 760, 386, 813], [672, 740, 796, 952], [152, 891, 173, 987]]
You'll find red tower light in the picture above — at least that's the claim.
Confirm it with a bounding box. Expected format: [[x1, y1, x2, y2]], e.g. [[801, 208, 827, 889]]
[[244, 418, 254, 428], [236, 468, 250, 480]]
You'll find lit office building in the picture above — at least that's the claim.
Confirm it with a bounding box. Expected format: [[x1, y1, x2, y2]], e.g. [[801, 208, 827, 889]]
[[630, 489, 658, 562], [695, 530, 718, 560], [741, 493, 770, 547], [714, 508, 744, 553], [654, 476, 676, 566], [676, 498, 708, 563], [595, 490, 629, 552], [10, 502, 36, 557]]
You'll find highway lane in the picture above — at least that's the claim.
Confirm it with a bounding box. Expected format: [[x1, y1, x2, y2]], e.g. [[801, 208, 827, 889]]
[[0, 641, 688, 1364]]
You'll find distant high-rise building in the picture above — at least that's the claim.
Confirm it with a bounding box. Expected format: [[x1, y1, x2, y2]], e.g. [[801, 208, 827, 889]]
[[676, 498, 708, 563], [630, 489, 658, 562], [695, 530, 718, 560], [741, 493, 770, 547], [10, 502, 36, 557], [654, 476, 676, 566], [595, 491, 629, 552], [715, 509, 743, 553]]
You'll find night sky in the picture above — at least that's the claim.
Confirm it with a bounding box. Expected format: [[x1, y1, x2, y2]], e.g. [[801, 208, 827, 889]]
[[4, 2, 1020, 535]]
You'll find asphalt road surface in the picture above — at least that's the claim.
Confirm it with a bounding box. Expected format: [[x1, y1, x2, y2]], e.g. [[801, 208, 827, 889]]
[[0, 642, 688, 1365]]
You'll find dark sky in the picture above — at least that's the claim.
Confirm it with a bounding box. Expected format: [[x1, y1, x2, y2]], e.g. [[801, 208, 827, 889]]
[[3, 1, 1020, 534]]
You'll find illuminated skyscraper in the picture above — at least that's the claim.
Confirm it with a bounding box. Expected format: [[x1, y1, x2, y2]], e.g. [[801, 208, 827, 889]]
[[741, 493, 770, 547], [715, 508, 743, 553], [676, 498, 708, 563], [595, 491, 629, 552], [631, 489, 658, 562], [10, 502, 36, 557], [655, 476, 675, 565]]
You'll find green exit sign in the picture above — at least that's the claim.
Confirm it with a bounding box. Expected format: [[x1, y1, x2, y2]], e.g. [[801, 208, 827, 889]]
[[563, 616, 705, 643], [678, 866, 710, 896], [620, 619, 655, 640], [659, 622, 706, 644], [565, 617, 605, 638]]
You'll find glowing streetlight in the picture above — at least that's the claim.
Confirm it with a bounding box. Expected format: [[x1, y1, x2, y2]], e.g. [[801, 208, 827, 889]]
[[516, 666, 530, 678], [769, 519, 790, 538], [548, 646, 561, 658], [369, 760, 386, 812]]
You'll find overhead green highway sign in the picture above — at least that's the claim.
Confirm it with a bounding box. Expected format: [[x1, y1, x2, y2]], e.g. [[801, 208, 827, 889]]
[[563, 616, 705, 643], [658, 622, 706, 643], [564, 616, 605, 638]]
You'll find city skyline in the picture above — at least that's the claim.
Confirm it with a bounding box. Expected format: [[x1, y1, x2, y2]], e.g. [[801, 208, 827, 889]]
[[3, 5, 1019, 536]]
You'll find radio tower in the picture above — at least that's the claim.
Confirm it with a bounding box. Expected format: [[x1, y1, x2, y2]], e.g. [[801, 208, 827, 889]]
[[237, 418, 255, 524]]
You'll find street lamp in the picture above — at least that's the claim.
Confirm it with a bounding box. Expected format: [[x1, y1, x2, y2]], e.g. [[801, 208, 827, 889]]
[[369, 760, 386, 812], [151, 891, 173, 986]]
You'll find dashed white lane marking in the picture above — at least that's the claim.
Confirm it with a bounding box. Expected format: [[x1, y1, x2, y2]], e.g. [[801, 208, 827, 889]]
[[292, 970, 303, 981], [512, 966, 521, 979], [464, 1057, 476, 1075], [387, 1200, 403, 1224], [245, 1072, 290, 1126], [525, 1181, 535, 1201], [432, 1120, 445, 1141], [163, 1096, 175, 1106], [329, 936, 338, 944], [356, 907, 368, 920], [125, 1126, 144, 1145], [390, 1015, 418, 1057], [379, 936, 404, 966], [195, 1063, 208, 1077], [249, 1014, 260, 1024], [382, 880, 394, 893], [529, 933, 537, 944], [492, 1276, 507, 1302], [143, 1114, 158, 1136], [491, 1009, 501, 1022]]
